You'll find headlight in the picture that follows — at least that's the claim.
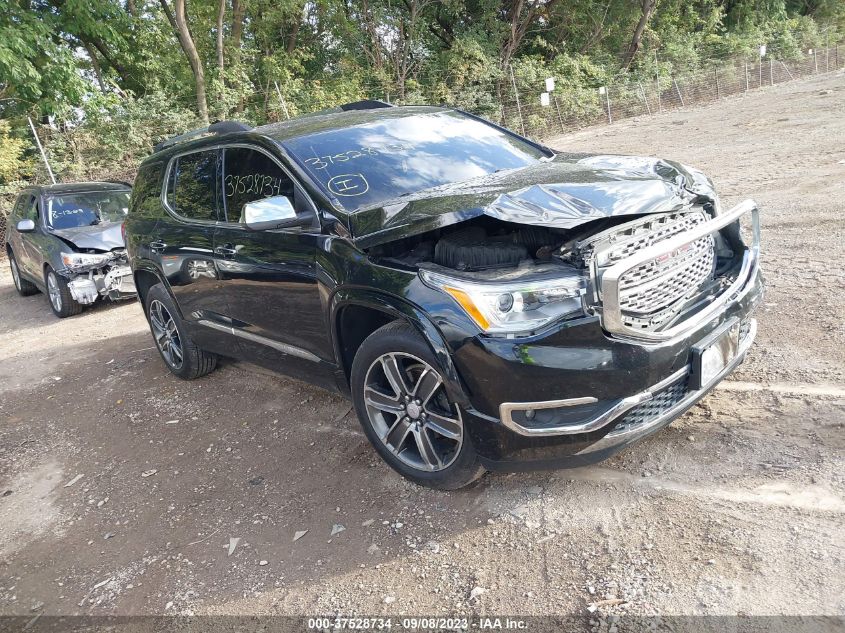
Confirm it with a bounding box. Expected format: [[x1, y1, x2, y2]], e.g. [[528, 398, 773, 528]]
[[420, 269, 586, 335], [61, 252, 113, 271]]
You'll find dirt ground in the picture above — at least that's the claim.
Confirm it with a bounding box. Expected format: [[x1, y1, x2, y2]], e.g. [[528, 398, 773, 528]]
[[1, 72, 843, 628]]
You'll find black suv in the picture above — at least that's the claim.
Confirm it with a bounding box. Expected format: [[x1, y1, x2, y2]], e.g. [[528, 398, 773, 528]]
[[125, 103, 762, 489]]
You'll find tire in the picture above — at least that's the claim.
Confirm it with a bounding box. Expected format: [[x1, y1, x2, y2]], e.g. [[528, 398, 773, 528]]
[[144, 283, 217, 380], [44, 265, 83, 318], [351, 321, 485, 490], [9, 251, 38, 296]]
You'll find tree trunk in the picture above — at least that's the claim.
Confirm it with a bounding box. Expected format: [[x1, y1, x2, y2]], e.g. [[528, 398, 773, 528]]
[[497, 0, 556, 100], [216, 0, 225, 76], [83, 43, 108, 93], [621, 0, 655, 71], [286, 7, 302, 55], [231, 0, 245, 49], [162, 0, 209, 123], [160, 0, 178, 37]]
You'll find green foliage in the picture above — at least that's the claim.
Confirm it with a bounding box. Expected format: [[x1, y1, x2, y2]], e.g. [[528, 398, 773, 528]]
[[0, 121, 32, 185], [0, 0, 841, 191]]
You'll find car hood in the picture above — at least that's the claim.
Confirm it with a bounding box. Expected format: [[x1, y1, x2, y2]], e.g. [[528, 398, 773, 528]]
[[51, 222, 125, 251], [348, 153, 717, 248]]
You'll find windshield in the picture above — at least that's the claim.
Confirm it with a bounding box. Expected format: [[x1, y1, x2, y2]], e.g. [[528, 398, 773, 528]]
[[47, 191, 131, 229], [282, 110, 547, 211]]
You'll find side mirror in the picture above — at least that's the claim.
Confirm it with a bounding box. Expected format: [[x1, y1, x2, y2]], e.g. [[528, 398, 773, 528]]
[[16, 219, 36, 233], [243, 196, 311, 231]]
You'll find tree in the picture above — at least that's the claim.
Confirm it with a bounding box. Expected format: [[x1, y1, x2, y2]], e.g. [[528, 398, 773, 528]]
[[161, 0, 209, 123], [622, 0, 657, 70]]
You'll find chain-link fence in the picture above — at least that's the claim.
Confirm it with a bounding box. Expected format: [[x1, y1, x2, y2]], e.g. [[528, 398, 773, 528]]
[[497, 43, 843, 141]]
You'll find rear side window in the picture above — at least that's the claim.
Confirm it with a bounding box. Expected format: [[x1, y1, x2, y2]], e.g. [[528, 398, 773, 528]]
[[11, 195, 28, 219], [221, 147, 294, 223], [21, 196, 38, 221], [130, 162, 163, 219], [165, 150, 218, 222]]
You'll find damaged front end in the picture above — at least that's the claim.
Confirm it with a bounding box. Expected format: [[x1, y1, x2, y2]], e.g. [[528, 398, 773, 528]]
[[60, 249, 137, 304], [364, 154, 759, 344]]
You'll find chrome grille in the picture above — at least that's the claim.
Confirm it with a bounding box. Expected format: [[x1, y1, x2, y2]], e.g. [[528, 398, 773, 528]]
[[587, 209, 717, 332], [610, 374, 690, 436], [618, 234, 715, 329]]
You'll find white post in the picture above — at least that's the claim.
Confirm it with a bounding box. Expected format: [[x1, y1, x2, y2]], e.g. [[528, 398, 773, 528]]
[[603, 86, 612, 123], [553, 95, 564, 130], [655, 51, 662, 113], [638, 81, 651, 115], [510, 66, 526, 137], [673, 77, 685, 106], [273, 81, 290, 120], [826, 33, 830, 72], [28, 117, 56, 184], [744, 61, 749, 92]]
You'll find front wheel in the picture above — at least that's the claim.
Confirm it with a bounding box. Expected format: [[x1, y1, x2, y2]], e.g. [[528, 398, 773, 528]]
[[144, 283, 217, 380], [45, 266, 83, 318], [351, 321, 485, 490]]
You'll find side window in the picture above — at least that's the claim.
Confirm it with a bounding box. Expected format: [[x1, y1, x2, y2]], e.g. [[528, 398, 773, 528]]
[[165, 150, 218, 222], [10, 195, 27, 219], [221, 147, 294, 223], [22, 196, 38, 221], [131, 162, 165, 220]]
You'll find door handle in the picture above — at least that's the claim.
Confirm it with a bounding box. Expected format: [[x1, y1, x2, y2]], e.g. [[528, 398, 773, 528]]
[[214, 245, 237, 258], [149, 240, 167, 252]]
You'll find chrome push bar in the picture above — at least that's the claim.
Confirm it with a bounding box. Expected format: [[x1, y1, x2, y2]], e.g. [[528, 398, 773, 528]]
[[599, 199, 760, 342]]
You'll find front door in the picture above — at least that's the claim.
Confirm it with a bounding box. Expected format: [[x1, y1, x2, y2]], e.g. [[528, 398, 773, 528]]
[[16, 194, 41, 278], [212, 145, 334, 386]]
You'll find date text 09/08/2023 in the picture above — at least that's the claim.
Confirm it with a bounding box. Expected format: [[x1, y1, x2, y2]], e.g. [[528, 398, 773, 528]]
[[307, 616, 529, 630]]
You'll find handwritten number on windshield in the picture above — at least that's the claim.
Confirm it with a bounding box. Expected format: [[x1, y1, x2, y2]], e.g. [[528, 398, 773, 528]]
[[304, 145, 408, 170]]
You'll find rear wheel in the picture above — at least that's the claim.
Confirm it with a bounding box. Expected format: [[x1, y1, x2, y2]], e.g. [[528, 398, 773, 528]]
[[45, 265, 83, 318], [144, 283, 217, 379], [351, 321, 485, 490], [9, 252, 38, 296]]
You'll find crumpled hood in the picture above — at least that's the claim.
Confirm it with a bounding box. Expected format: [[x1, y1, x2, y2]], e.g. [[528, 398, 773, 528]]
[[51, 222, 125, 251], [349, 153, 716, 248]]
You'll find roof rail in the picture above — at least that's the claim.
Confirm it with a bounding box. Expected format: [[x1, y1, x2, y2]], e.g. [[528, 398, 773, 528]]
[[154, 120, 253, 153], [339, 99, 394, 111]]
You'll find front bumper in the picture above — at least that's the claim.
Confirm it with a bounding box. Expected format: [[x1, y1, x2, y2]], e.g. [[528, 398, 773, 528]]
[[452, 200, 763, 469], [66, 264, 137, 304]]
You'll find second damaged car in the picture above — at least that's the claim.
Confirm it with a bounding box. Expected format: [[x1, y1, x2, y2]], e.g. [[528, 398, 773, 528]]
[[125, 104, 763, 489], [5, 182, 136, 317]]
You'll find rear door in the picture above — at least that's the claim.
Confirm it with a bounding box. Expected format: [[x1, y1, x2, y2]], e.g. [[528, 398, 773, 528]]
[[212, 144, 334, 385], [156, 148, 238, 355]]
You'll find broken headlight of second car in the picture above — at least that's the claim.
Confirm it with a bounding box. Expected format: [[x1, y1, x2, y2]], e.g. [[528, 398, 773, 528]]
[[61, 251, 115, 272], [421, 269, 586, 335]]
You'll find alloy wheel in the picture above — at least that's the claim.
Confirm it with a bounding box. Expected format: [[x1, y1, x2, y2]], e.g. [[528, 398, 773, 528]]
[[363, 352, 463, 472], [149, 299, 183, 369], [10, 258, 21, 291], [47, 272, 62, 312]]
